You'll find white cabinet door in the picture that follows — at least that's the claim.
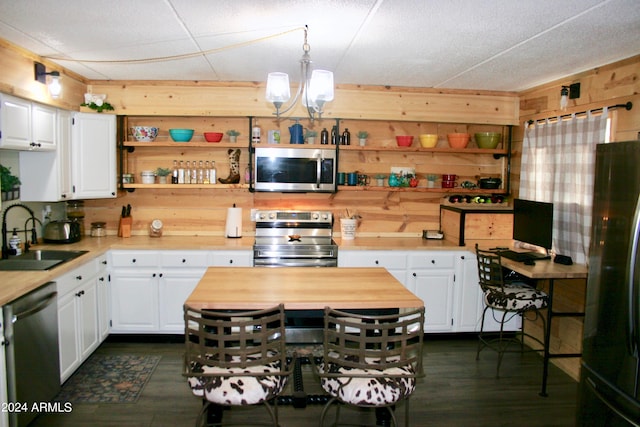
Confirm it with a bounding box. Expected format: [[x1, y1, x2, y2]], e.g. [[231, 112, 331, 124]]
[[408, 270, 455, 332], [0, 94, 31, 149], [31, 103, 57, 150], [159, 269, 206, 332], [78, 279, 99, 360], [455, 253, 484, 332], [19, 109, 73, 201], [57, 288, 81, 382], [110, 270, 159, 332], [71, 112, 116, 199]]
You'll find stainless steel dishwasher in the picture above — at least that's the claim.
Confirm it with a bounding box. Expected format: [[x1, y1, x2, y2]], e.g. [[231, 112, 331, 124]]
[[4, 282, 60, 427]]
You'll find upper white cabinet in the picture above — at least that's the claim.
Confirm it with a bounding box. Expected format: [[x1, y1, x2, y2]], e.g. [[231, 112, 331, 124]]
[[20, 111, 116, 201], [71, 112, 116, 199], [0, 94, 56, 151]]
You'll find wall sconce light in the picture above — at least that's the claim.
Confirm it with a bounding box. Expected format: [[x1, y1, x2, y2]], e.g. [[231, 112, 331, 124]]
[[34, 62, 61, 99], [265, 26, 334, 120], [560, 86, 569, 111]]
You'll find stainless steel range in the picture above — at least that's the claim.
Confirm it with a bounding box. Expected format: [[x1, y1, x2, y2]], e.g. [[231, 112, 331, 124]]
[[253, 210, 338, 342], [253, 210, 338, 267]]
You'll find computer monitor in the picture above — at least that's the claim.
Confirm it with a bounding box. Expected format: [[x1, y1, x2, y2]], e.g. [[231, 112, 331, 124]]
[[513, 198, 553, 251]]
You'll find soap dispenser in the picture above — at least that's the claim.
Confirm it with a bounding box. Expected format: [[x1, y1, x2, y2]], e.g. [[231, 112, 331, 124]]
[[9, 228, 22, 256]]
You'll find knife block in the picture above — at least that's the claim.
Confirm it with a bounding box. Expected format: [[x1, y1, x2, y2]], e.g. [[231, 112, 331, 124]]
[[118, 216, 132, 238]]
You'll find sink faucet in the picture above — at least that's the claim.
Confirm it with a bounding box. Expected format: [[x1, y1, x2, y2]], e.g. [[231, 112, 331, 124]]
[[2, 203, 38, 259]]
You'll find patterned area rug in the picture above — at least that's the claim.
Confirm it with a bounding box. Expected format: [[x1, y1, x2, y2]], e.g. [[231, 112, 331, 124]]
[[55, 354, 161, 404]]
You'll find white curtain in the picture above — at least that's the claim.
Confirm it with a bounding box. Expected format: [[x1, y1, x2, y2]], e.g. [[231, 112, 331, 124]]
[[521, 108, 608, 264]]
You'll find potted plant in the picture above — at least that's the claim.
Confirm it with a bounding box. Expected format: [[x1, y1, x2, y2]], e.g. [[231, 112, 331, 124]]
[[305, 130, 318, 144], [155, 167, 171, 184], [226, 130, 240, 143], [357, 131, 369, 146], [0, 164, 21, 201]]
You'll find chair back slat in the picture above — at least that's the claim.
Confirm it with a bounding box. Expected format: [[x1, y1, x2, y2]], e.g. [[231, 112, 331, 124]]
[[323, 307, 425, 376], [184, 304, 287, 376], [475, 244, 506, 293]]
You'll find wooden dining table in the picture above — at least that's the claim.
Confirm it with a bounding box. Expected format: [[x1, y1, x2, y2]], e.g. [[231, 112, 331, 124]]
[[185, 266, 424, 310]]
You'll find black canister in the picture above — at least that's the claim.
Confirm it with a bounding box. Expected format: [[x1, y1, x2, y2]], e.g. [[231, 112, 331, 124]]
[[331, 126, 338, 145]]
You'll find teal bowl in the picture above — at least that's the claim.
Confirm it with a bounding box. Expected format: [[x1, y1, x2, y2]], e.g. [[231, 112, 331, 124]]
[[169, 129, 194, 142]]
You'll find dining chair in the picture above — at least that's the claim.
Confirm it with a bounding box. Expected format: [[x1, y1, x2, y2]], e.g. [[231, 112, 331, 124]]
[[474, 244, 548, 377], [183, 304, 292, 427], [312, 306, 425, 427]]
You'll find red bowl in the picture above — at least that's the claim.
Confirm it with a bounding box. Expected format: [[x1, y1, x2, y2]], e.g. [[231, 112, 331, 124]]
[[204, 132, 223, 142], [396, 136, 414, 147]]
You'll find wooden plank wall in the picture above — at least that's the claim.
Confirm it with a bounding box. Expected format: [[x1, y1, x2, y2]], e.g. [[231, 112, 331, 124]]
[[516, 55, 640, 381]]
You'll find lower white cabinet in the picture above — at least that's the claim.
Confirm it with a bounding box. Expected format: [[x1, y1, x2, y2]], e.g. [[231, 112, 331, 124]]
[[96, 254, 110, 341], [57, 259, 102, 382], [407, 252, 456, 332], [109, 249, 253, 333]]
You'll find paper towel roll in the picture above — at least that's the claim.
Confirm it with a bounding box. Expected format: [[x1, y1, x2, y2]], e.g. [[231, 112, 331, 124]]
[[225, 206, 242, 238]]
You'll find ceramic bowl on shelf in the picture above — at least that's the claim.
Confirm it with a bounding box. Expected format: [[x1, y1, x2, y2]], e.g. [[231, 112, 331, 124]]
[[419, 134, 438, 148], [475, 132, 502, 149], [395, 135, 414, 147], [447, 133, 470, 149], [204, 132, 223, 142], [169, 128, 194, 142], [130, 126, 159, 142]]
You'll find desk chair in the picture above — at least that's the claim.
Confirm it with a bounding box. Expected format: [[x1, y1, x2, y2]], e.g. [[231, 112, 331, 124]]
[[183, 304, 292, 427], [475, 244, 548, 377], [313, 306, 425, 427]]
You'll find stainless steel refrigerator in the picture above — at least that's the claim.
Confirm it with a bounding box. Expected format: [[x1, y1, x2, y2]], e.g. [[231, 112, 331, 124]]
[[577, 140, 640, 426]]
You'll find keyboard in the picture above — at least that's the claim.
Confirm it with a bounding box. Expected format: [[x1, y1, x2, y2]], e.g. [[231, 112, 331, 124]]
[[496, 250, 550, 262]]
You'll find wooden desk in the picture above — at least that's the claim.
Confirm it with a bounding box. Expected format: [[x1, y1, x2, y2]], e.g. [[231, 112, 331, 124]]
[[500, 257, 588, 397], [186, 267, 424, 310]]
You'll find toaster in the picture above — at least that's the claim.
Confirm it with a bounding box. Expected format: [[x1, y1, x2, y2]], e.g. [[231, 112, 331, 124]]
[[43, 220, 82, 244]]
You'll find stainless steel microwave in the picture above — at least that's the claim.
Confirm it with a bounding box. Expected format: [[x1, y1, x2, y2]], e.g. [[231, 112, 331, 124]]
[[253, 146, 337, 192]]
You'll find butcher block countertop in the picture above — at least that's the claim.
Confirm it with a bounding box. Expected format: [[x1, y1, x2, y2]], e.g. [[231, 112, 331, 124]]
[[0, 234, 585, 307], [186, 267, 424, 310]]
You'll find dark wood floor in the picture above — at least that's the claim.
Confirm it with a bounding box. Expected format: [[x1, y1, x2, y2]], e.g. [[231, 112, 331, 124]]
[[31, 335, 578, 427]]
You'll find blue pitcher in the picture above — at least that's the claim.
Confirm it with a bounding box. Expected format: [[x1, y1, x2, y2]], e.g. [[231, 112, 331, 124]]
[[289, 123, 304, 144]]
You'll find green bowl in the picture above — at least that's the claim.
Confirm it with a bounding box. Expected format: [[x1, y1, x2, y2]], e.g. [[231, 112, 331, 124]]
[[475, 132, 501, 149], [169, 129, 194, 142]]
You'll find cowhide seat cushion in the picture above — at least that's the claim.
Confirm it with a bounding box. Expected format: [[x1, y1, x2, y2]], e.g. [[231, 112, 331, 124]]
[[484, 283, 548, 311], [319, 361, 416, 406], [187, 354, 287, 406]]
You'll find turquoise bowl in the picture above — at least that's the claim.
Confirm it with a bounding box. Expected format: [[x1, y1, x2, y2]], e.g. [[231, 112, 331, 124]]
[[169, 129, 194, 142]]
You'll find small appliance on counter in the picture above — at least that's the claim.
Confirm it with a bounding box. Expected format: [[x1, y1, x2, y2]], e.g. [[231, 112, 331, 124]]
[[225, 204, 242, 238], [43, 220, 81, 244]]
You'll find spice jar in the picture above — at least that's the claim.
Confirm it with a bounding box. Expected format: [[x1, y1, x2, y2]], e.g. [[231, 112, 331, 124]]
[[90, 222, 107, 237], [149, 219, 163, 237]]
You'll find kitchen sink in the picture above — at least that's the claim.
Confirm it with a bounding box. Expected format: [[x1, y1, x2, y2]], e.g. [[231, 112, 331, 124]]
[[0, 250, 88, 271]]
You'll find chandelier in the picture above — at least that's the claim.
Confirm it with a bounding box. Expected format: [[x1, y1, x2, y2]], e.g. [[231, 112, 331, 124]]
[[265, 26, 334, 120]]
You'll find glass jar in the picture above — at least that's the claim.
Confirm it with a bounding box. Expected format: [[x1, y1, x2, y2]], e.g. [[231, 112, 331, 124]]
[[90, 221, 107, 237], [67, 200, 85, 236], [149, 219, 163, 237]]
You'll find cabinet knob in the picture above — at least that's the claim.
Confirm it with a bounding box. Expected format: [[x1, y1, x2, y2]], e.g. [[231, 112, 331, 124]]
[[132, 259, 137, 263], [99, 277, 105, 281], [229, 259, 233, 264], [375, 260, 379, 265], [413, 272, 417, 277], [159, 273, 163, 277], [460, 255, 465, 260], [431, 260, 435, 264], [75, 275, 82, 280], [102, 260, 107, 264], [152, 273, 156, 277], [182, 259, 186, 263]]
